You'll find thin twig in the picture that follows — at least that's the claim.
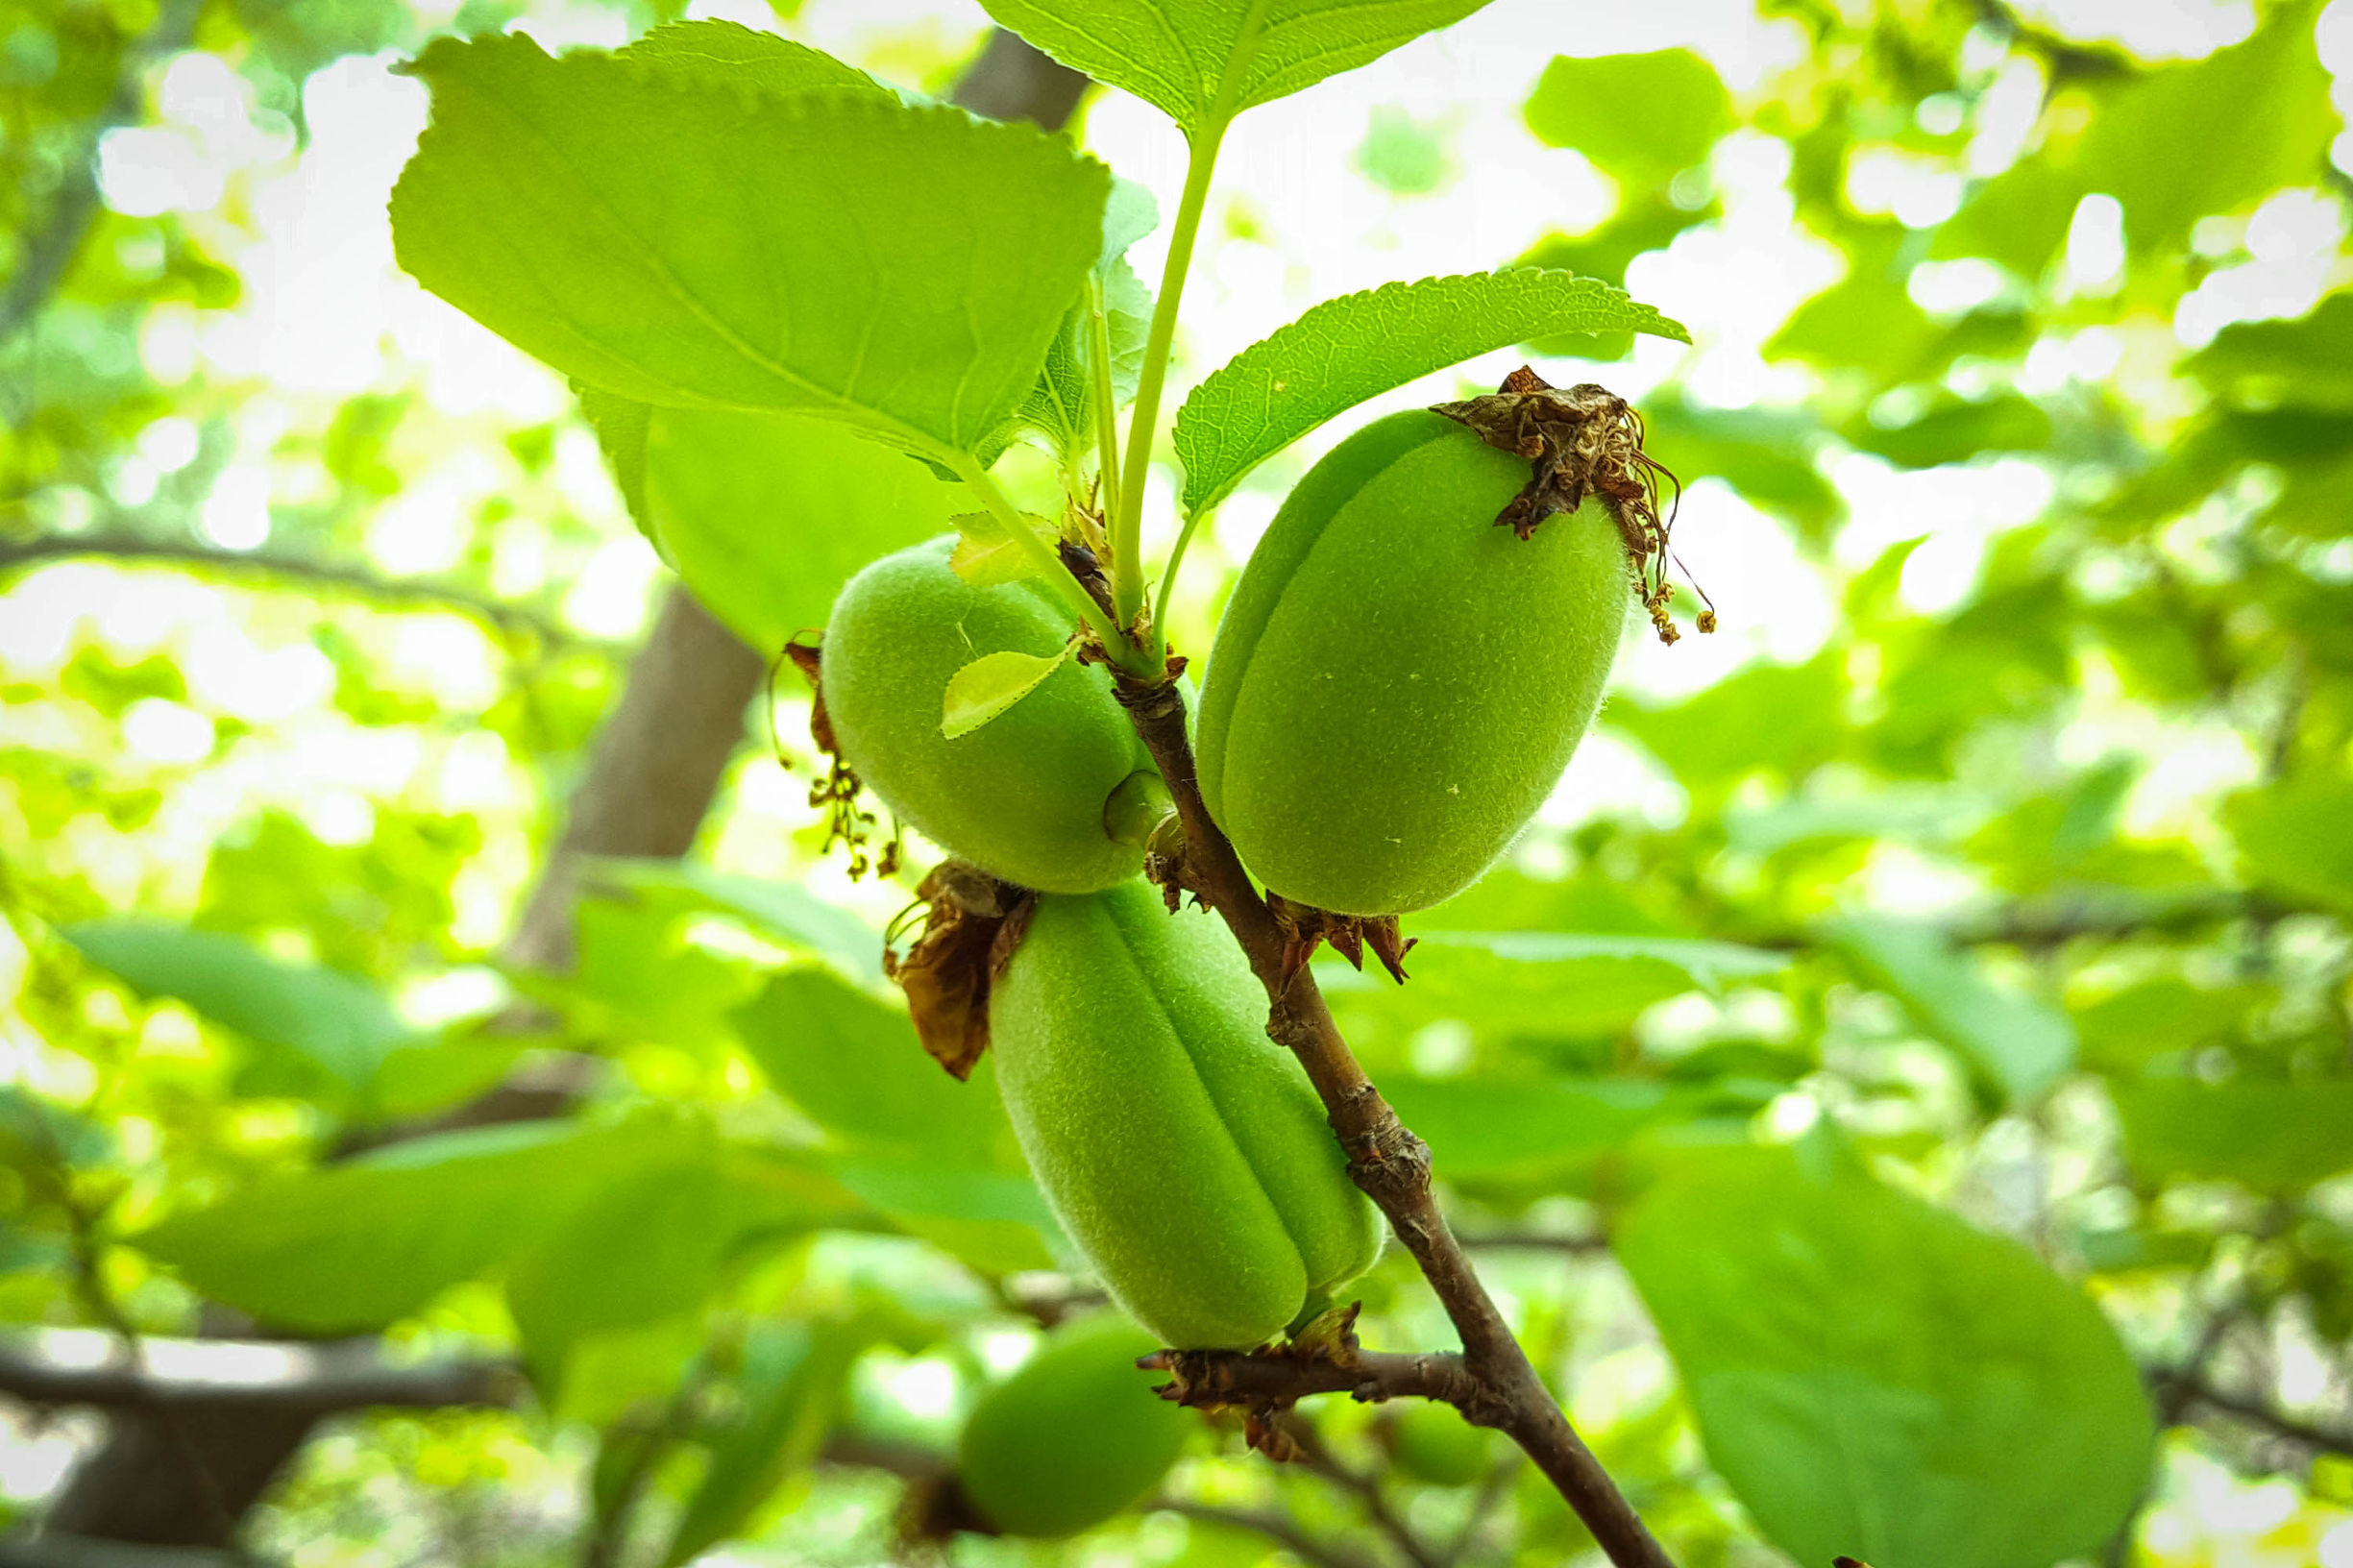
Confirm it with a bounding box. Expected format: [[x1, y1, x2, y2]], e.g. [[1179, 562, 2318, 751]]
[[0, 531, 581, 648], [1151, 1499, 1382, 1568], [1286, 1416, 1445, 1568], [2165, 1376, 2353, 1458], [1111, 674, 1674, 1568]]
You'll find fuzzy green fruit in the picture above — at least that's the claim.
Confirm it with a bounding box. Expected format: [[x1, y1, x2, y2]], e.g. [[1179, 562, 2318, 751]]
[[1196, 409, 1630, 916], [993, 882, 1382, 1349], [957, 1314, 1188, 1537], [822, 535, 1157, 894], [1387, 1401, 1492, 1486]]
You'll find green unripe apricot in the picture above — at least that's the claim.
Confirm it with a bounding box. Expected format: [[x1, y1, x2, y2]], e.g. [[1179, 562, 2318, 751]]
[[821, 536, 1157, 893], [957, 1314, 1189, 1537], [1196, 410, 1631, 916], [992, 882, 1382, 1349], [1387, 1401, 1493, 1486]]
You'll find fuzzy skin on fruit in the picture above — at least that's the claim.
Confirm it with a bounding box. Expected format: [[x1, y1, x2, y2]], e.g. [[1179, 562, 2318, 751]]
[[821, 536, 1157, 894], [956, 1313, 1188, 1537], [1196, 409, 1630, 916], [992, 882, 1382, 1349]]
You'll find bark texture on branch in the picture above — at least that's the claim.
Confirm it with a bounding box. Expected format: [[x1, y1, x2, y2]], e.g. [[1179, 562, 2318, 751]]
[[1111, 674, 1675, 1568]]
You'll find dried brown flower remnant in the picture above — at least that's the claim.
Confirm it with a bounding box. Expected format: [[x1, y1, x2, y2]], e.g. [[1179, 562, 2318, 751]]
[[883, 860, 1035, 1080], [782, 637, 899, 879], [1142, 1304, 1368, 1461], [1432, 367, 1715, 645]]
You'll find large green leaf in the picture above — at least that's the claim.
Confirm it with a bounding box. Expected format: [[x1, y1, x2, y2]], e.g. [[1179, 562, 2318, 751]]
[[61, 920, 414, 1098], [1321, 931, 1787, 1043], [2189, 291, 2353, 413], [2226, 773, 2353, 918], [641, 408, 958, 652], [1385, 1075, 1685, 1181], [979, 0, 1492, 137], [1616, 1143, 2154, 1568], [1935, 3, 2338, 271], [133, 1121, 702, 1331], [1827, 916, 2075, 1104], [728, 969, 1013, 1166], [1171, 269, 1689, 516], [578, 859, 884, 986], [391, 33, 1109, 457], [662, 1318, 874, 1566], [506, 1143, 854, 1384], [1523, 49, 1732, 181], [2111, 1079, 2353, 1193]]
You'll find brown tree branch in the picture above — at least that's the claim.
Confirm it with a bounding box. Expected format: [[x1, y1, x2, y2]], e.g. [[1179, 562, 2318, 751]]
[[1111, 675, 1674, 1568], [2163, 1374, 2353, 1459], [0, 531, 581, 648], [0, 1330, 518, 1414]]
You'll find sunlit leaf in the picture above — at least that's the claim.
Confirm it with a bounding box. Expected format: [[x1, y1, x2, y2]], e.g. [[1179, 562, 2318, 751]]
[[2113, 1078, 2353, 1192], [943, 647, 1072, 738], [979, 0, 1492, 136], [392, 33, 1109, 456], [2226, 772, 2353, 918], [1523, 49, 1731, 180], [1173, 270, 1689, 517]]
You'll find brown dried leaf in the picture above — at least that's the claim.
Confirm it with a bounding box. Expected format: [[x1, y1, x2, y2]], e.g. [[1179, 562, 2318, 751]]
[[883, 862, 1035, 1080]]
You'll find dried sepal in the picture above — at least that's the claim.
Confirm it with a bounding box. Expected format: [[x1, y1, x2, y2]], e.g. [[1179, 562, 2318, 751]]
[[1140, 1304, 1366, 1462], [1431, 366, 1716, 645], [882, 861, 1036, 1080], [1267, 894, 1415, 988]]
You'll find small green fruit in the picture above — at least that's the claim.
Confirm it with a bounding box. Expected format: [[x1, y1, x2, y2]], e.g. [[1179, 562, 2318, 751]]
[[992, 882, 1382, 1349], [1196, 409, 1630, 916], [821, 536, 1157, 893], [1387, 1401, 1492, 1486], [957, 1314, 1188, 1537]]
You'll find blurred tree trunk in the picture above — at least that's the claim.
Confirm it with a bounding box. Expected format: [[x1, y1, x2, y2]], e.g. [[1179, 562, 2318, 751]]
[[30, 29, 1087, 1552]]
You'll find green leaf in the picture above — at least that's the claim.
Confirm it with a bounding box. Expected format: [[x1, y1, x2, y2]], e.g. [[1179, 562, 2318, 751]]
[[1523, 49, 1732, 181], [822, 1156, 1066, 1274], [2189, 291, 2353, 412], [61, 920, 416, 1101], [1385, 1075, 1684, 1181], [576, 383, 654, 532], [2112, 1079, 2353, 1193], [979, 0, 1493, 136], [1845, 392, 2051, 470], [947, 510, 1055, 586], [2066, 2, 2338, 257], [1615, 1143, 2154, 1568], [663, 1318, 872, 1566], [1171, 270, 1690, 517], [1826, 916, 2076, 1105], [1935, 4, 2338, 269], [728, 969, 1013, 1166], [943, 648, 1072, 738], [1017, 257, 1153, 457], [2226, 773, 2353, 918], [1607, 654, 1848, 791], [616, 18, 885, 94], [506, 1142, 850, 1384], [2071, 978, 2262, 1075], [642, 408, 958, 652], [1320, 930, 1787, 1043], [133, 1121, 702, 1331], [391, 33, 1110, 457], [578, 859, 884, 986]]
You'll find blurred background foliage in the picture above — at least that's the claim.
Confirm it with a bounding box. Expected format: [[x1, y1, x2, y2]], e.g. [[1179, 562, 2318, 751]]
[[3, 0, 2352, 1565]]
